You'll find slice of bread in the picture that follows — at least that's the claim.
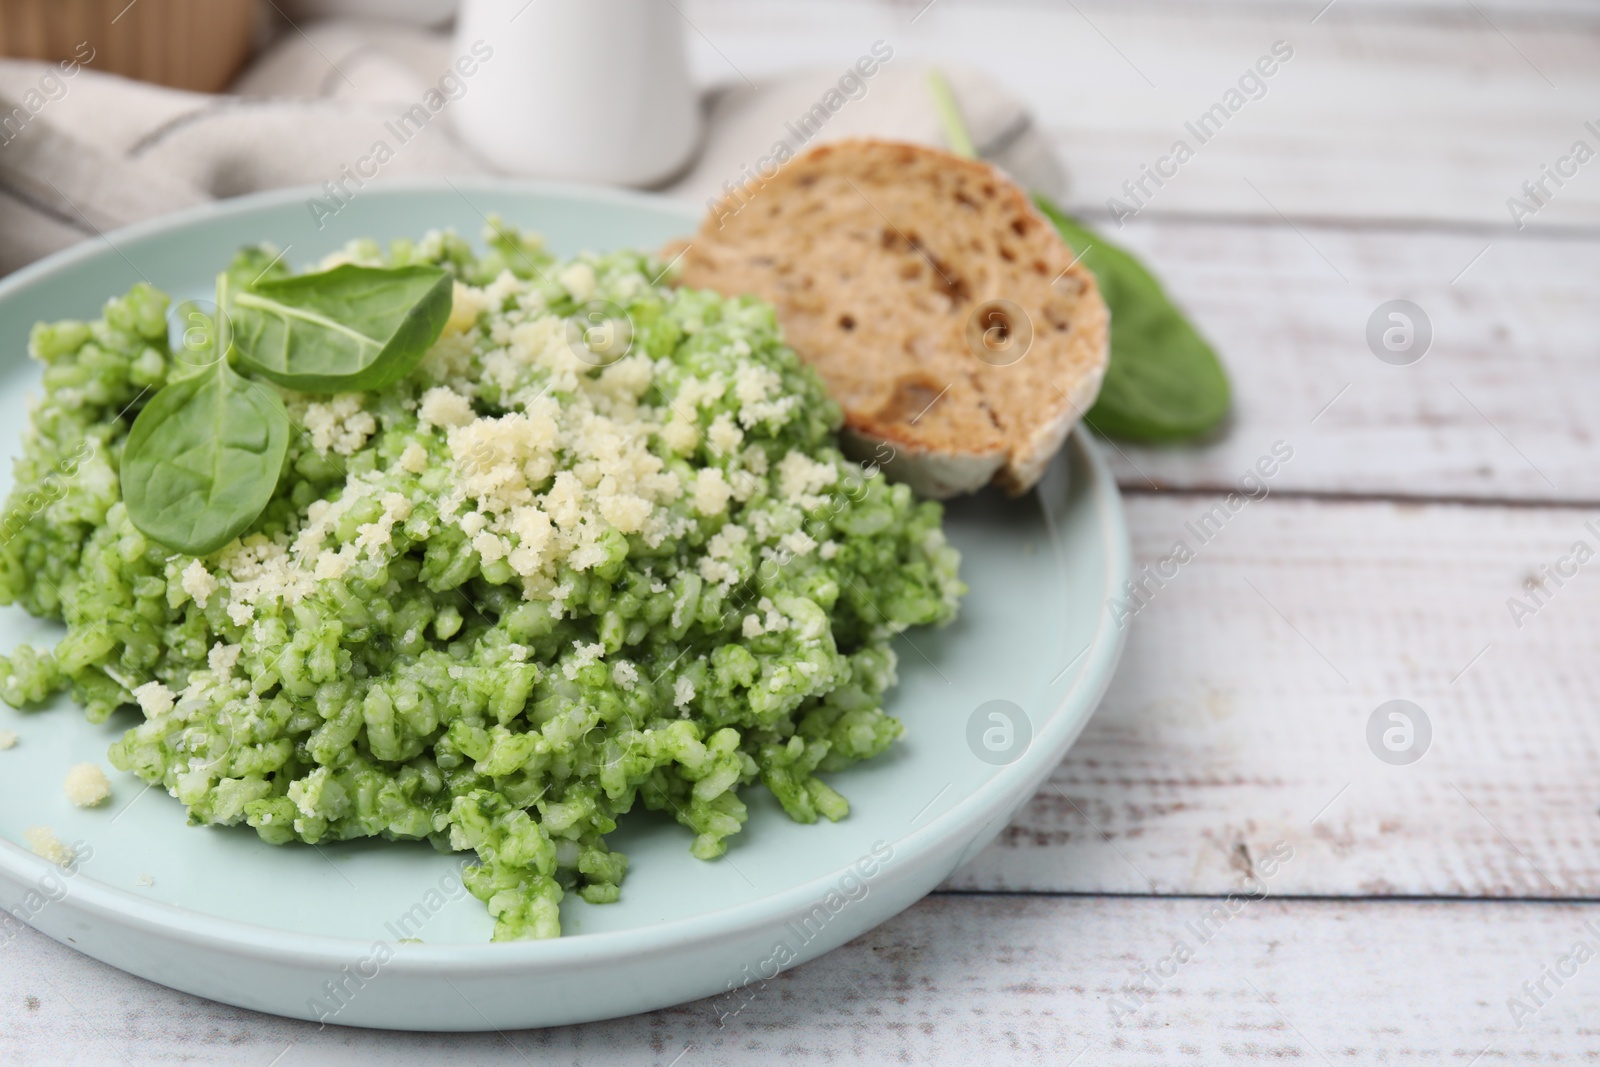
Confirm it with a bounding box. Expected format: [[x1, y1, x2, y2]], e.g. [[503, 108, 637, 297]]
[[670, 139, 1109, 497]]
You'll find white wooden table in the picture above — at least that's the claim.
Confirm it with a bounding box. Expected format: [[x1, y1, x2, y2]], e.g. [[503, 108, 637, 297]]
[[7, 0, 1600, 1062]]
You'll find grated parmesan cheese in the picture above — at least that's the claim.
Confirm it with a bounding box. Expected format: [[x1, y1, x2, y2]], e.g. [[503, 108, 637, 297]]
[[612, 661, 638, 689], [558, 261, 597, 303], [729, 469, 762, 503], [741, 444, 770, 476], [673, 677, 696, 707], [693, 468, 733, 516], [303, 394, 376, 456], [779, 530, 818, 557], [354, 492, 414, 555], [313, 543, 357, 581], [563, 641, 605, 680], [661, 415, 698, 454], [732, 364, 797, 428], [707, 413, 743, 457], [133, 681, 176, 716], [757, 597, 790, 634], [473, 530, 508, 563], [399, 441, 429, 474], [419, 386, 477, 430], [208, 642, 242, 678], [24, 826, 74, 867], [444, 280, 490, 336], [64, 762, 111, 807], [180, 559, 218, 608], [777, 450, 838, 509]]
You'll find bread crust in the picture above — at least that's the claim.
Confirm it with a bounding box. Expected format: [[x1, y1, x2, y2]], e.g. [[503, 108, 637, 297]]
[[672, 139, 1108, 497], [839, 425, 1005, 498]]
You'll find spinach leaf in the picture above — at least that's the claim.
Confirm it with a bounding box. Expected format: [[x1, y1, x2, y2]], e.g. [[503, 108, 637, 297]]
[[229, 264, 452, 393], [122, 358, 289, 556], [122, 260, 450, 554], [1034, 196, 1230, 442]]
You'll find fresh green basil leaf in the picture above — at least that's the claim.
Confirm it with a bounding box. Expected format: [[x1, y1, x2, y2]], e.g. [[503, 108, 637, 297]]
[[122, 360, 289, 556], [229, 264, 452, 393], [1034, 195, 1231, 442]]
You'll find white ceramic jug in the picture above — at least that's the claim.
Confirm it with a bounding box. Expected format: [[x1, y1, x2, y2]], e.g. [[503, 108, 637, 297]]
[[452, 0, 703, 186]]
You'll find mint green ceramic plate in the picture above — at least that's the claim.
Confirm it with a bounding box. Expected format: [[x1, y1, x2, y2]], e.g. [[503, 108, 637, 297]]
[[0, 180, 1129, 1031]]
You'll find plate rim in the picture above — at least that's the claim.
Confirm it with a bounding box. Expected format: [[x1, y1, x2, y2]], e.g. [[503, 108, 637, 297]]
[[0, 178, 1131, 973]]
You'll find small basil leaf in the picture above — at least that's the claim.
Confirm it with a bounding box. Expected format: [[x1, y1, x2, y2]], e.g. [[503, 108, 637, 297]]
[[1034, 195, 1231, 442], [229, 264, 452, 393], [122, 360, 289, 556]]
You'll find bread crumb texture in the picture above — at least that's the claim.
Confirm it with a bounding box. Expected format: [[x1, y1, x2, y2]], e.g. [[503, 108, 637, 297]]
[[64, 762, 111, 807], [676, 139, 1109, 496]]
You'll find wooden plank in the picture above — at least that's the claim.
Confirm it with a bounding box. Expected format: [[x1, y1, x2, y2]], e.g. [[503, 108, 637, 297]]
[[946, 492, 1600, 898], [684, 0, 1600, 230], [1094, 217, 1600, 502], [6, 894, 1600, 1061]]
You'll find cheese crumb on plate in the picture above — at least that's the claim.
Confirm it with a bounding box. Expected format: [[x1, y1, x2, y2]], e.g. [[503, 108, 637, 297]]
[[24, 826, 75, 867], [64, 763, 111, 807]]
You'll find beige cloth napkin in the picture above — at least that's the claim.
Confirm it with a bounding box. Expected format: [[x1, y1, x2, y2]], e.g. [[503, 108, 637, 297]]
[[0, 19, 1064, 275]]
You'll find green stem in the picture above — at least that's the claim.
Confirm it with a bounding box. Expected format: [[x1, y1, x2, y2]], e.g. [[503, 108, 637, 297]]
[[214, 270, 232, 367], [927, 69, 976, 159]]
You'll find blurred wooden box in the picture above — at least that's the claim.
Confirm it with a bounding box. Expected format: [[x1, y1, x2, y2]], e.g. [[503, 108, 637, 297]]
[[0, 0, 257, 92]]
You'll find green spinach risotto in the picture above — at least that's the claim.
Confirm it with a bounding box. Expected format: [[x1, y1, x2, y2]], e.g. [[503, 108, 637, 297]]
[[0, 224, 963, 940]]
